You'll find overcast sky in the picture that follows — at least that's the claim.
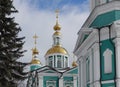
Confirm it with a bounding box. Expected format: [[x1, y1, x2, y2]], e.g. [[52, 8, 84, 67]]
[[13, 0, 90, 66]]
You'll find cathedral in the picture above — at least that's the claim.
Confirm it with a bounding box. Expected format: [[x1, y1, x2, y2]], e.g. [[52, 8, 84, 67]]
[[26, 0, 120, 87], [74, 0, 120, 87], [26, 11, 78, 87]]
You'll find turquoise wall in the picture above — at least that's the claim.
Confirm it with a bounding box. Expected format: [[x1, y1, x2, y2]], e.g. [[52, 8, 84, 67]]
[[68, 68, 78, 74], [100, 39, 115, 80], [102, 82, 115, 87], [43, 76, 59, 87], [63, 77, 73, 81], [90, 10, 120, 28], [30, 65, 40, 71]]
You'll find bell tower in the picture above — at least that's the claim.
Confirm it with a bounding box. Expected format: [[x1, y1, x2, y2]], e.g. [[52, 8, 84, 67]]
[[30, 34, 41, 71], [45, 10, 69, 70]]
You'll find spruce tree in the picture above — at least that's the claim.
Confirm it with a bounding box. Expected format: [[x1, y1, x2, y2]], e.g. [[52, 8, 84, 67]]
[[0, 0, 28, 87]]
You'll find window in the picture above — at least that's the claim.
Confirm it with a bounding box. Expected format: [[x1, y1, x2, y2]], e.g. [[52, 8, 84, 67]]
[[46, 81, 56, 87], [49, 86, 53, 87], [103, 49, 112, 73], [66, 86, 70, 87], [107, 0, 112, 3], [49, 56, 53, 67], [100, 0, 107, 4], [57, 57, 61, 68], [65, 57, 68, 67], [56, 37, 60, 45]]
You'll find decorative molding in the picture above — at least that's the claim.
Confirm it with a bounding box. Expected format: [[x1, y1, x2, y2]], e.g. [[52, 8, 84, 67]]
[[81, 1, 120, 28]]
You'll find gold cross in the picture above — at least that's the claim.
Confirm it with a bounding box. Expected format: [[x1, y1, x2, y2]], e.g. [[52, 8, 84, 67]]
[[55, 9, 59, 19], [33, 34, 38, 45]]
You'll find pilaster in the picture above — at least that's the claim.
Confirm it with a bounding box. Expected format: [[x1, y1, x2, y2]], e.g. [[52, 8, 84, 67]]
[[59, 77, 63, 87], [39, 76, 43, 87], [114, 21, 120, 87], [73, 76, 77, 87]]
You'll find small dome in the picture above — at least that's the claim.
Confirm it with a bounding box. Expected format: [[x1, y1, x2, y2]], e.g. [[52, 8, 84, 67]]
[[72, 61, 77, 67], [31, 58, 41, 64], [32, 47, 39, 55], [53, 31, 61, 36], [54, 22, 61, 31], [45, 45, 68, 56]]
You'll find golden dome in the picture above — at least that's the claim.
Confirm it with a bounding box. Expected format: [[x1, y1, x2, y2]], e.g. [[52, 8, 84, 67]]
[[32, 47, 39, 55], [72, 61, 77, 67], [54, 22, 61, 31], [31, 58, 41, 64], [53, 31, 61, 36], [45, 45, 68, 56]]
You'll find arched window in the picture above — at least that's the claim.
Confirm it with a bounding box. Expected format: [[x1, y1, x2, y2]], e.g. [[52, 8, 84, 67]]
[[57, 58, 61, 68], [56, 37, 60, 45], [49, 86, 53, 87], [49, 56, 53, 67], [65, 57, 68, 67], [103, 49, 112, 73], [57, 55, 61, 68]]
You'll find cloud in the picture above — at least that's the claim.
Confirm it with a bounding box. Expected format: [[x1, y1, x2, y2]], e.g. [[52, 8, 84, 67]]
[[13, 0, 89, 66]]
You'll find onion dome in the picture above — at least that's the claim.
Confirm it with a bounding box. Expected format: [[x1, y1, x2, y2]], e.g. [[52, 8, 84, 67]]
[[32, 47, 39, 55], [31, 34, 41, 65], [72, 61, 77, 67], [45, 45, 68, 56], [31, 58, 41, 64], [53, 31, 61, 36], [53, 10, 61, 31], [54, 22, 61, 31]]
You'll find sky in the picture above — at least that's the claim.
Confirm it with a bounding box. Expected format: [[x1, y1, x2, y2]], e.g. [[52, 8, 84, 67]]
[[13, 0, 90, 66]]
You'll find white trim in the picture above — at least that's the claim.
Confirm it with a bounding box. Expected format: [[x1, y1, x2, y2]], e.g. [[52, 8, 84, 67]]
[[79, 1, 120, 30], [101, 80, 114, 84]]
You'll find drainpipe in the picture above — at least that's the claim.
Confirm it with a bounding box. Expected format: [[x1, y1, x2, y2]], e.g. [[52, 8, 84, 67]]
[[98, 28, 102, 86]]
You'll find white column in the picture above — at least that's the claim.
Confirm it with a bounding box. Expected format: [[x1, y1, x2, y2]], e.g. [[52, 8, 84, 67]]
[[93, 43, 100, 80], [114, 22, 120, 87], [39, 76, 43, 87], [73, 76, 77, 87], [56, 55, 57, 67], [59, 77, 63, 87], [67, 56, 70, 67], [83, 57, 86, 87], [61, 56, 64, 68], [93, 43, 101, 87], [46, 57, 48, 65], [77, 58, 81, 87], [52, 56, 54, 67], [115, 38, 120, 87], [89, 49, 93, 87]]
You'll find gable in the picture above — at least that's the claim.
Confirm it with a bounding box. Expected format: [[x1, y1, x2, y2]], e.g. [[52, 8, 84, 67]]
[[65, 67, 78, 74], [35, 66, 60, 73]]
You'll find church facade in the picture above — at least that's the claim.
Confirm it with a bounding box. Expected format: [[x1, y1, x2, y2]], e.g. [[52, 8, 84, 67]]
[[74, 0, 120, 87], [26, 11, 78, 87]]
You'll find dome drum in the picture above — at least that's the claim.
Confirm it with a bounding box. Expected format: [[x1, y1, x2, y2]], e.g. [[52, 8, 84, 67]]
[[45, 54, 69, 69]]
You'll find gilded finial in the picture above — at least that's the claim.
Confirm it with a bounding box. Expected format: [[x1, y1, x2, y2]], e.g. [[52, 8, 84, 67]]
[[33, 34, 38, 45], [32, 34, 39, 55], [72, 54, 77, 67], [54, 9, 61, 31], [55, 9, 59, 21]]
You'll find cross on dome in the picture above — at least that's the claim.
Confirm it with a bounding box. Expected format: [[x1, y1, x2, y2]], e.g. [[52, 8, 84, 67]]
[[33, 34, 38, 45]]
